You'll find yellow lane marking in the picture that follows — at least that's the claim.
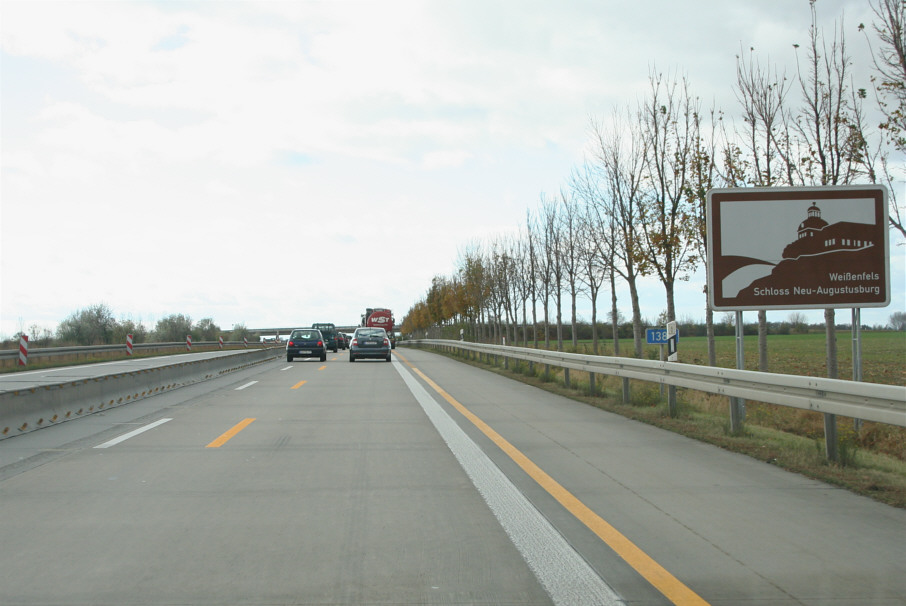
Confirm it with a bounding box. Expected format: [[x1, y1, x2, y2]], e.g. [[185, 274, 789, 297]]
[[292, 380, 307, 389], [396, 351, 709, 606], [206, 418, 256, 448], [319, 365, 327, 370]]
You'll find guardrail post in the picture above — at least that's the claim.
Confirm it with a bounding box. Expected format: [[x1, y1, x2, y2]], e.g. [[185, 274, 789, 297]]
[[589, 372, 596, 395], [729, 396, 744, 433], [730, 311, 746, 434], [564, 368, 570, 388], [668, 384, 677, 417], [659, 345, 666, 397], [621, 377, 630, 404], [824, 411, 839, 462], [852, 308, 863, 432]]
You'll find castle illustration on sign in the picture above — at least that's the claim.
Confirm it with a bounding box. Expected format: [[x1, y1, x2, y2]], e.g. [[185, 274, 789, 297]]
[[780, 202, 877, 261]]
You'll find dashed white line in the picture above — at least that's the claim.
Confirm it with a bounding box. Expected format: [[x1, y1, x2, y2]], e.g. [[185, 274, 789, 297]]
[[235, 381, 258, 390], [94, 418, 173, 449]]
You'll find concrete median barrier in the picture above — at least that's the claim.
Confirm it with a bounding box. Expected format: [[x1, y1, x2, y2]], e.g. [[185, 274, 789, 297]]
[[0, 348, 280, 440]]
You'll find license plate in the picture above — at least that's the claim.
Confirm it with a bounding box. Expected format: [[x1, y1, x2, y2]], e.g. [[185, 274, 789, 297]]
[[366, 341, 378, 345], [299, 350, 311, 354]]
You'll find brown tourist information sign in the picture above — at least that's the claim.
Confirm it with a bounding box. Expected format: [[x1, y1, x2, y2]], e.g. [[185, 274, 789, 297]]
[[707, 186, 890, 311]]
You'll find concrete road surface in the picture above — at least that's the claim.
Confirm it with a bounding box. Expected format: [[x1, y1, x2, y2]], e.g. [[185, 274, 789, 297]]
[[0, 346, 903, 605]]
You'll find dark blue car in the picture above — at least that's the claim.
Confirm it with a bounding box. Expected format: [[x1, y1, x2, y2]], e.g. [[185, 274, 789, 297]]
[[286, 328, 327, 362]]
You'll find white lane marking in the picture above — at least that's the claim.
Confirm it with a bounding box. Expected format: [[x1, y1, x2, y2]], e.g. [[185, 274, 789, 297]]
[[280, 366, 293, 371], [235, 381, 258, 390], [393, 361, 624, 606], [94, 418, 173, 449]]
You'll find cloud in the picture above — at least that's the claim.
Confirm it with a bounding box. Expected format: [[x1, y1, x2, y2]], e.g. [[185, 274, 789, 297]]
[[1, 0, 899, 338]]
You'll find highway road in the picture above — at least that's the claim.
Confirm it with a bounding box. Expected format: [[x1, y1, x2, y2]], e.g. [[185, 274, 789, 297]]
[[0, 346, 903, 605]]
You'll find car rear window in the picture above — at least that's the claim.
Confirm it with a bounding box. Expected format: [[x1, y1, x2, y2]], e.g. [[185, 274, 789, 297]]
[[292, 330, 318, 340], [357, 329, 384, 338]]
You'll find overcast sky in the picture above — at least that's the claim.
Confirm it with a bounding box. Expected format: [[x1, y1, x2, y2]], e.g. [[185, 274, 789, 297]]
[[2, 0, 903, 339]]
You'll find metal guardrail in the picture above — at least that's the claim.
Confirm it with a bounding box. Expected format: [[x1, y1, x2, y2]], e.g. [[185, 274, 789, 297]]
[[405, 340, 906, 428], [0, 341, 265, 363]]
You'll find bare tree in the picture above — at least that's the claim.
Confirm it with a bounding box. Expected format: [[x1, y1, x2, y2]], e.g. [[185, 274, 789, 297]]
[[865, 0, 906, 153], [558, 188, 583, 349], [637, 68, 701, 324], [572, 165, 611, 355], [525, 209, 541, 348], [687, 104, 723, 367], [589, 108, 648, 356], [502, 233, 527, 345], [728, 47, 795, 371], [862, 0, 906, 239], [789, 1, 868, 379], [539, 195, 565, 350], [512, 228, 532, 346], [890, 310, 906, 330]]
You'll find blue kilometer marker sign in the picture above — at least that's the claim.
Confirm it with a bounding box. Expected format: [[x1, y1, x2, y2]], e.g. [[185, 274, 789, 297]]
[[646, 328, 670, 345]]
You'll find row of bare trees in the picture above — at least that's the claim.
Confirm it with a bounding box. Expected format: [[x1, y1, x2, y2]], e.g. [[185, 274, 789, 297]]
[[402, 1, 905, 373]]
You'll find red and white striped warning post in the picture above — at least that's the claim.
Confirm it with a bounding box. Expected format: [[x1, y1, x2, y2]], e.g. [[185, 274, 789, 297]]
[[186, 335, 192, 351], [18, 335, 28, 366], [243, 337, 248, 347], [126, 334, 134, 356], [218, 336, 224, 349]]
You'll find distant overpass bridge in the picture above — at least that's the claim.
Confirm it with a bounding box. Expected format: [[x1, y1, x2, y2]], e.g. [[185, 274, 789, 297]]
[[249, 326, 360, 340]]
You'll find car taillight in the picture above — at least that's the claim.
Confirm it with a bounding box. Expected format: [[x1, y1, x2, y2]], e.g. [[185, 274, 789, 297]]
[[383, 338, 390, 346], [288, 341, 294, 346], [351, 339, 358, 346], [318, 341, 323, 346]]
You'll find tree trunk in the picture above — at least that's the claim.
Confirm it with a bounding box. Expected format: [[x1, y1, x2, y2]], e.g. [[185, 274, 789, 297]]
[[570, 288, 578, 349], [629, 280, 643, 357], [532, 294, 538, 348], [543, 299, 550, 349], [610, 267, 620, 356], [665, 278, 676, 323], [590, 286, 599, 355]]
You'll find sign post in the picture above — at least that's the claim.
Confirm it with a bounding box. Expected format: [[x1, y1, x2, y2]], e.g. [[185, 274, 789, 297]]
[[665, 322, 678, 416], [666, 321, 678, 362], [647, 326, 679, 415]]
